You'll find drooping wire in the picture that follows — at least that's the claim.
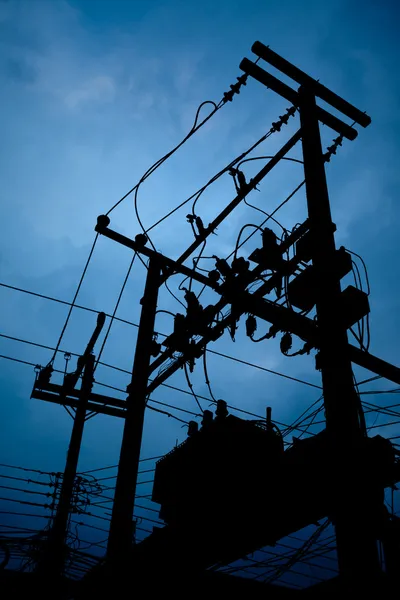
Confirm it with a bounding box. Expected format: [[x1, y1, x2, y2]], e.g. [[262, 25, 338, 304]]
[[260, 520, 331, 584], [164, 279, 186, 309], [203, 349, 218, 404], [346, 249, 370, 295], [183, 362, 204, 413], [188, 240, 207, 293], [106, 100, 222, 220], [226, 181, 305, 260], [146, 104, 296, 235], [146, 403, 189, 425], [233, 224, 263, 261], [281, 395, 324, 438], [145, 129, 274, 236], [48, 234, 99, 366], [243, 197, 287, 232], [1, 344, 318, 415]]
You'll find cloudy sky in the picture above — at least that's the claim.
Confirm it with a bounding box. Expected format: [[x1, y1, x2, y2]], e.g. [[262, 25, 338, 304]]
[[0, 0, 399, 569]]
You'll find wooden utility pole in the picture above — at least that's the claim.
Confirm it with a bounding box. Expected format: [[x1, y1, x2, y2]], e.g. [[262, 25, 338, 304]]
[[107, 257, 161, 563], [299, 87, 381, 585], [36, 353, 95, 578]]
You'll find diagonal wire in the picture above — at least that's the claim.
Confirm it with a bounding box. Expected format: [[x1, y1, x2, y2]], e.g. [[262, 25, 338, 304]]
[[49, 234, 99, 366], [183, 362, 204, 413], [94, 253, 136, 371]]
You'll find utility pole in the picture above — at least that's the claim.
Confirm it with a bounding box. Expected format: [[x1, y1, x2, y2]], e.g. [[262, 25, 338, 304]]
[[298, 87, 361, 438], [107, 257, 161, 564], [298, 87, 381, 586], [89, 43, 400, 590], [37, 353, 95, 578]]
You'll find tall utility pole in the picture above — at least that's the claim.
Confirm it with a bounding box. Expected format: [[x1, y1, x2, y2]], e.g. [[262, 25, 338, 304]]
[[89, 43, 400, 590], [37, 353, 95, 578], [107, 256, 161, 563], [298, 87, 381, 585]]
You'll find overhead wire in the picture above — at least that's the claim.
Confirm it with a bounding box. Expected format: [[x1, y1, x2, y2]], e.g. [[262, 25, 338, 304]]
[[183, 362, 204, 414], [30, 88, 240, 372], [1, 329, 322, 398], [208, 349, 321, 390], [0, 351, 318, 434], [227, 128, 349, 262], [146, 104, 296, 234], [106, 99, 224, 218], [226, 181, 305, 260], [94, 252, 136, 372], [1, 282, 320, 391], [233, 223, 264, 261], [202, 349, 219, 404], [48, 235, 99, 366]]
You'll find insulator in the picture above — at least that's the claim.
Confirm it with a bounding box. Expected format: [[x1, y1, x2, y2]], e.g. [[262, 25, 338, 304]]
[[231, 256, 250, 274], [201, 409, 214, 430], [208, 270, 220, 284], [135, 233, 148, 247], [36, 364, 53, 388], [236, 170, 247, 190], [184, 290, 201, 312], [187, 421, 199, 437], [245, 314, 257, 337], [262, 227, 278, 251], [195, 216, 205, 234], [216, 400, 228, 420], [280, 332, 293, 354], [214, 257, 231, 277], [96, 214, 110, 230]]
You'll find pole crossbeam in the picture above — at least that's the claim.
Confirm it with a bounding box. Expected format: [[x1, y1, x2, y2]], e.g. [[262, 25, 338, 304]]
[[95, 219, 400, 391]]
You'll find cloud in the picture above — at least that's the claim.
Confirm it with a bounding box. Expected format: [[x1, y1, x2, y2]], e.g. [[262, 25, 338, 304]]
[[64, 74, 116, 109]]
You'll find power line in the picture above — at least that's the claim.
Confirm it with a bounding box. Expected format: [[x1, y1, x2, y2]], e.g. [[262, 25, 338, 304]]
[[0, 282, 323, 390], [0, 510, 50, 520], [106, 98, 227, 218], [0, 282, 136, 328], [0, 484, 53, 498], [80, 456, 163, 475], [0, 463, 53, 476], [0, 473, 52, 487], [49, 234, 99, 365], [5, 97, 229, 383], [209, 349, 321, 390], [0, 350, 317, 438], [1, 324, 321, 394], [183, 362, 204, 413], [95, 253, 137, 372], [0, 496, 51, 509], [226, 181, 305, 259]]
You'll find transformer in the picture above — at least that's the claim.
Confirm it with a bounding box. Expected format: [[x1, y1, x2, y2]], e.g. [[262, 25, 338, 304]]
[[152, 402, 284, 526]]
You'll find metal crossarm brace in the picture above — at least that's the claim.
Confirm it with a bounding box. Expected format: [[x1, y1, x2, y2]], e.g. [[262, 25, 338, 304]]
[[240, 58, 358, 141]]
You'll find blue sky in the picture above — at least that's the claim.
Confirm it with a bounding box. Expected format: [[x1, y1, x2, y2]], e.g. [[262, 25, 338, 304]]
[[1, 0, 400, 575]]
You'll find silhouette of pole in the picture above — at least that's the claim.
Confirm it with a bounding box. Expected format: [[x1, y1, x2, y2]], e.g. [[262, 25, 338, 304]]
[[107, 257, 161, 563], [299, 86, 381, 586], [37, 353, 95, 577]]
